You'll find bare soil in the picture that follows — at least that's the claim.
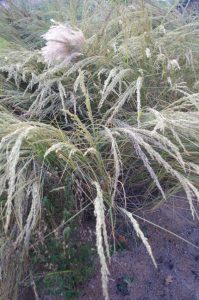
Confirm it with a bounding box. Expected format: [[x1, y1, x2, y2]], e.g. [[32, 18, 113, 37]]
[[77, 193, 199, 300]]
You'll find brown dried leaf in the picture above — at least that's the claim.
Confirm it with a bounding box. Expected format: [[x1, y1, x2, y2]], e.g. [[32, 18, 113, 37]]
[[165, 275, 173, 285]]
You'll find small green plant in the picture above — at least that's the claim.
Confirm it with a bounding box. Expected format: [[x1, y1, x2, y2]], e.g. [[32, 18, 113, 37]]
[[30, 237, 94, 299], [29, 191, 94, 299]]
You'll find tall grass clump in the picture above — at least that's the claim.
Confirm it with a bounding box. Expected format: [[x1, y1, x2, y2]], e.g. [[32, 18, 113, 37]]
[[0, 0, 199, 299]]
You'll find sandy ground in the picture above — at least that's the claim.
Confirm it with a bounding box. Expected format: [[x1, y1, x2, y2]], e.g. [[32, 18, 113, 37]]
[[76, 193, 199, 300]]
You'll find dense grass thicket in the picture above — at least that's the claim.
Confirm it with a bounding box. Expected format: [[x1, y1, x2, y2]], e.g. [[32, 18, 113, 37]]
[[0, 0, 199, 299]]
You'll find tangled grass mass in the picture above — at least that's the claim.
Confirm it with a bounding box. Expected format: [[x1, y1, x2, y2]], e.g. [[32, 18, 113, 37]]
[[0, 0, 199, 299]]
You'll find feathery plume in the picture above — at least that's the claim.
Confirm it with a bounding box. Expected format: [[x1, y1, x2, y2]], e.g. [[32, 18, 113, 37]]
[[41, 22, 85, 66], [167, 59, 181, 71], [136, 76, 143, 128], [145, 48, 151, 58], [93, 181, 110, 300]]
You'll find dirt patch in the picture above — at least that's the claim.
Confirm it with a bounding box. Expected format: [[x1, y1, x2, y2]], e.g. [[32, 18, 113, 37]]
[[21, 194, 199, 300], [78, 194, 199, 300]]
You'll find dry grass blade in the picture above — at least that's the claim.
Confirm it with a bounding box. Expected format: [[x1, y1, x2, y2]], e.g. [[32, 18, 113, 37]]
[[120, 207, 157, 268]]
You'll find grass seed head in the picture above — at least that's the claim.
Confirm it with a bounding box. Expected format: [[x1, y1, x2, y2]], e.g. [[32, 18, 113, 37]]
[[41, 23, 85, 66]]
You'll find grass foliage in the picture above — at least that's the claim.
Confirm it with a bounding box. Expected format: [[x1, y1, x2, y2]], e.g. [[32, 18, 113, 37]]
[[0, 0, 199, 299]]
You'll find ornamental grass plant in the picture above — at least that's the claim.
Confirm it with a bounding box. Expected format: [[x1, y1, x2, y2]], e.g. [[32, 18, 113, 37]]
[[0, 0, 199, 299]]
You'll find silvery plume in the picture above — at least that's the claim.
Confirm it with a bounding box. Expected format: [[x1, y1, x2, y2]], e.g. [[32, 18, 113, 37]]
[[41, 20, 85, 66]]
